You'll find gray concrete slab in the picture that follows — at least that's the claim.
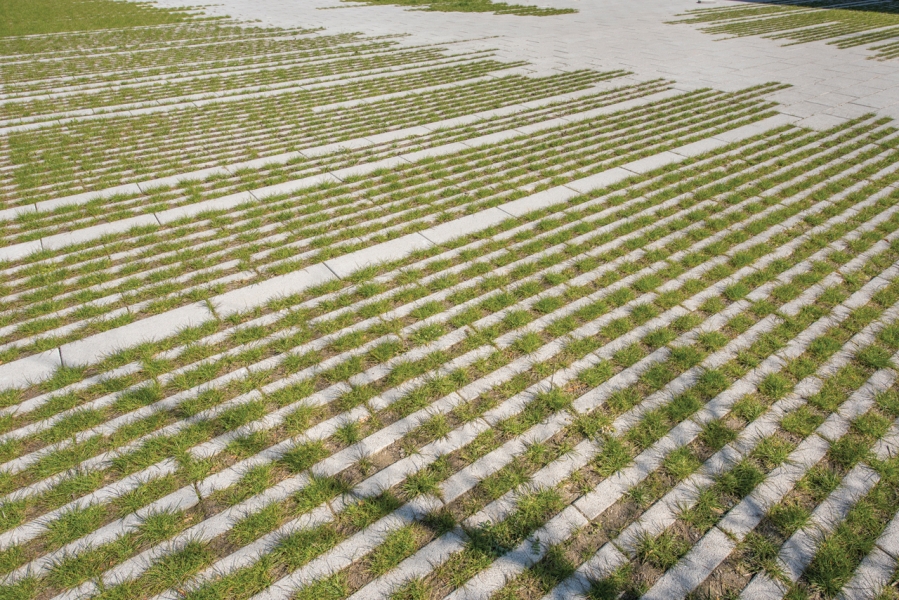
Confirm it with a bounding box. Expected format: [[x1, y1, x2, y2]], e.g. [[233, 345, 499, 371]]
[[0, 350, 62, 389], [59, 303, 213, 366], [34, 183, 143, 214], [498, 186, 578, 218], [0, 239, 42, 263], [565, 167, 633, 195], [40, 214, 160, 251], [324, 233, 434, 278], [155, 192, 256, 224], [419, 208, 511, 245], [210, 263, 337, 317]]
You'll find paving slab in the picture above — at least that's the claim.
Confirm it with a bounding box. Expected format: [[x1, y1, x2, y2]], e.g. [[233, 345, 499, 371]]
[[796, 113, 852, 132], [324, 233, 434, 278], [419, 208, 511, 245], [669, 137, 728, 158], [565, 167, 633, 194], [40, 214, 160, 251], [155, 191, 256, 224], [249, 174, 339, 201], [712, 114, 799, 143], [0, 239, 42, 263], [9, 0, 899, 598], [621, 150, 685, 174], [643, 527, 736, 600], [498, 186, 579, 217], [137, 167, 231, 191], [0, 205, 35, 223], [34, 183, 143, 213], [210, 263, 337, 317], [59, 303, 213, 367], [838, 547, 895, 600]]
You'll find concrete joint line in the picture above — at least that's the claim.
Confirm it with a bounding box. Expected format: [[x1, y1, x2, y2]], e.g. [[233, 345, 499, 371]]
[[203, 299, 220, 322]]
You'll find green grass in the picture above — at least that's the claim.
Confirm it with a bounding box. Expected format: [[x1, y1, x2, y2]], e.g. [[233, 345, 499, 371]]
[[634, 530, 691, 570], [673, 0, 899, 60], [2, 189, 895, 599], [341, 0, 575, 17], [3, 66, 608, 204], [0, 0, 199, 37]]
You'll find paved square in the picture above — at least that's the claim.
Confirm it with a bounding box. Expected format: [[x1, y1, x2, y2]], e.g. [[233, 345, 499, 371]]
[[3, 0, 899, 599]]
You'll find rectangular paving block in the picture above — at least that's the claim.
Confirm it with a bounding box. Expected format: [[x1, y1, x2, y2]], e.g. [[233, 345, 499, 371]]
[[351, 532, 465, 600], [59, 302, 212, 367], [515, 85, 602, 110], [514, 116, 570, 135], [796, 113, 850, 132], [34, 183, 142, 213], [739, 573, 789, 599], [227, 150, 303, 172], [779, 463, 879, 583], [421, 114, 483, 131], [210, 263, 337, 317], [330, 156, 409, 181], [40, 214, 160, 251], [565, 167, 633, 194], [0, 121, 49, 136], [363, 126, 431, 145], [498, 185, 579, 217], [579, 543, 629, 586], [621, 151, 685, 174], [816, 413, 851, 443], [400, 142, 470, 163], [156, 191, 255, 224], [642, 526, 736, 600], [531, 504, 590, 547], [876, 508, 899, 560], [0, 349, 62, 389], [447, 549, 531, 600], [419, 208, 511, 245], [250, 173, 339, 201], [301, 137, 374, 158], [0, 239, 42, 263], [0, 204, 35, 223], [137, 166, 230, 192], [574, 473, 630, 520], [839, 546, 895, 600], [324, 233, 434, 278], [460, 129, 524, 148], [545, 573, 591, 600], [565, 89, 684, 123], [711, 113, 798, 143]]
